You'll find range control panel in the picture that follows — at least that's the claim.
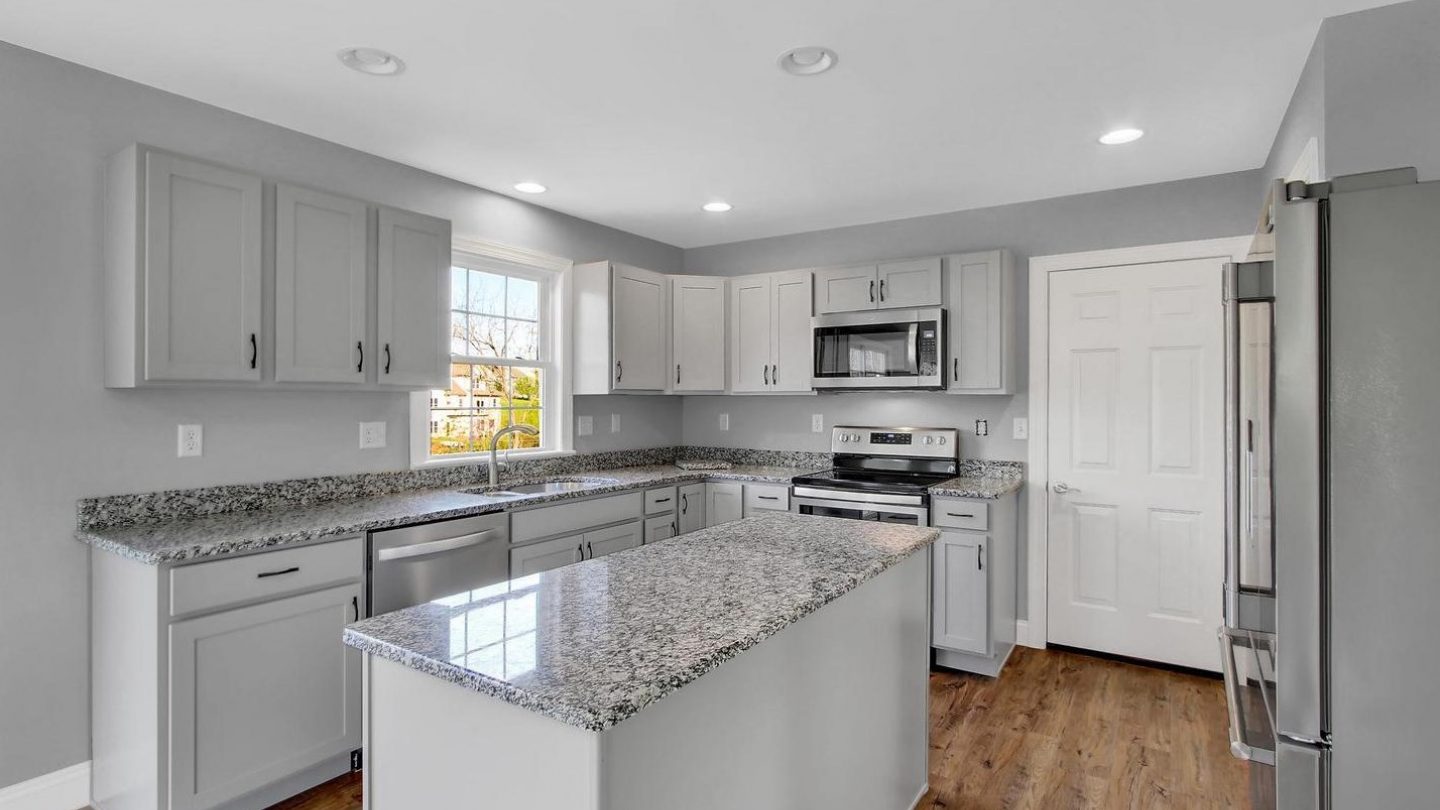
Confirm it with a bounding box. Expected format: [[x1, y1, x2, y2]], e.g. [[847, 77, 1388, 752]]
[[831, 426, 960, 458]]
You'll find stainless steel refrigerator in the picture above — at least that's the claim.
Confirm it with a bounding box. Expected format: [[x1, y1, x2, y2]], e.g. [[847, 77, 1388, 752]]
[[1220, 168, 1440, 809]]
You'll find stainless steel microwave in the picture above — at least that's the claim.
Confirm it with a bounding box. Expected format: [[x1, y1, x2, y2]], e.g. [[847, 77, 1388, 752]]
[[811, 307, 945, 390]]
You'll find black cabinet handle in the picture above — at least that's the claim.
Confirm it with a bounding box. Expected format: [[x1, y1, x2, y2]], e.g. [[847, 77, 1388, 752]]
[[249, 333, 258, 369], [356, 341, 364, 373], [654, 497, 671, 503], [671, 521, 677, 535], [676, 364, 681, 385], [764, 364, 770, 386], [869, 280, 876, 303], [977, 546, 984, 571], [351, 595, 359, 621], [880, 278, 887, 301], [577, 541, 585, 560], [616, 360, 622, 383], [947, 512, 975, 518], [384, 343, 391, 374], [953, 358, 959, 381], [257, 566, 299, 579], [681, 493, 688, 514], [758, 495, 780, 501], [773, 364, 778, 385]]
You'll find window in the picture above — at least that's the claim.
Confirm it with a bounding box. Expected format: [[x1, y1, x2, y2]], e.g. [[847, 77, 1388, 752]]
[[416, 245, 567, 464]]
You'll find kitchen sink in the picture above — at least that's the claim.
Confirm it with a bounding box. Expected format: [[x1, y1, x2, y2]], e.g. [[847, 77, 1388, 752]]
[[468, 478, 618, 498]]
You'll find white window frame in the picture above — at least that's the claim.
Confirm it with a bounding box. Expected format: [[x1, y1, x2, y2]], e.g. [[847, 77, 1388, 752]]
[[410, 238, 574, 468]]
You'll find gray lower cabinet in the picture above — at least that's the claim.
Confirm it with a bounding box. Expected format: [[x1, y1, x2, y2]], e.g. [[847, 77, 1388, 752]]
[[510, 534, 584, 576], [91, 536, 365, 810], [931, 532, 989, 655], [677, 483, 705, 534], [585, 521, 643, 558], [930, 493, 1018, 677], [705, 482, 744, 527], [169, 583, 362, 810], [644, 514, 678, 543]]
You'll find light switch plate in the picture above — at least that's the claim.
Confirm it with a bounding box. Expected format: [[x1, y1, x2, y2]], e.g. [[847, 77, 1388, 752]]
[[577, 415, 594, 437], [718, 413, 730, 432], [1013, 417, 1029, 440], [610, 413, 621, 433], [177, 424, 203, 458], [359, 422, 387, 449], [811, 414, 824, 433]]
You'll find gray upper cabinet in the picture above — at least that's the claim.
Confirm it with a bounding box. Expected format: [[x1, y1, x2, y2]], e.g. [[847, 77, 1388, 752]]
[[377, 206, 450, 389], [106, 145, 263, 386], [728, 270, 813, 393], [813, 263, 879, 313], [572, 261, 670, 394], [944, 249, 1015, 394], [671, 276, 726, 392], [275, 184, 368, 384], [876, 257, 943, 309]]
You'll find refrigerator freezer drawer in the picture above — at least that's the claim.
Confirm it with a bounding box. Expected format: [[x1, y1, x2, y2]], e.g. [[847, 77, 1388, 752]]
[[1276, 739, 1327, 810]]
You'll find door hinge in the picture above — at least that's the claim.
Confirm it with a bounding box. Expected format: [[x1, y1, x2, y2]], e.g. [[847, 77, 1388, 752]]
[[350, 748, 363, 771]]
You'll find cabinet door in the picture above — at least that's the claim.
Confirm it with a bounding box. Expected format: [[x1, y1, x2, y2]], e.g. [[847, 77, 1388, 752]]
[[946, 250, 1013, 394], [729, 274, 772, 393], [769, 270, 814, 392], [644, 514, 678, 543], [932, 532, 990, 655], [672, 276, 726, 391], [143, 151, 263, 382], [377, 207, 450, 388], [510, 535, 584, 576], [585, 521, 642, 559], [877, 257, 943, 309], [275, 185, 368, 384], [706, 482, 744, 527], [677, 483, 706, 535], [612, 264, 667, 391], [813, 264, 877, 313], [168, 583, 361, 810]]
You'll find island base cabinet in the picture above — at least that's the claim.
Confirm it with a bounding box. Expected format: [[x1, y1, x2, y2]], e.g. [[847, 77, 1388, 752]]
[[361, 551, 930, 810], [169, 583, 362, 810]]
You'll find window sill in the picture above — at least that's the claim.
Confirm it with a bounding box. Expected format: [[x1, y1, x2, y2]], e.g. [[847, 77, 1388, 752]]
[[412, 448, 576, 470]]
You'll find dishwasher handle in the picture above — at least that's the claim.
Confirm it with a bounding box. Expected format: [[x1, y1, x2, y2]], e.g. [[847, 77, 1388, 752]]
[[375, 528, 502, 562]]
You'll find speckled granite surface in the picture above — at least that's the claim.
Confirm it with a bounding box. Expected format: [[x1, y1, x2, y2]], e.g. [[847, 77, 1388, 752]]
[[77, 464, 810, 564], [342, 513, 937, 731], [929, 460, 1025, 499]]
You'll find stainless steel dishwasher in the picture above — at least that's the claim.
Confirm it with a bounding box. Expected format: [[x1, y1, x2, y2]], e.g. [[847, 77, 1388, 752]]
[[367, 512, 509, 616]]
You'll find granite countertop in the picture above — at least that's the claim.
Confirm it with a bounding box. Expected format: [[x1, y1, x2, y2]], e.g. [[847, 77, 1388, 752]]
[[928, 474, 1024, 500], [342, 513, 938, 731], [76, 464, 808, 564]]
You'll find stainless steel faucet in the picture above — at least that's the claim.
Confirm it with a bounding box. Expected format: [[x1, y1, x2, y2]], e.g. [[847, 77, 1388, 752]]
[[488, 424, 539, 487]]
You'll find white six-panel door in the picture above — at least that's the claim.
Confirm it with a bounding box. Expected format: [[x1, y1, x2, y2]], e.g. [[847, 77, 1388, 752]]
[[1046, 258, 1223, 670]]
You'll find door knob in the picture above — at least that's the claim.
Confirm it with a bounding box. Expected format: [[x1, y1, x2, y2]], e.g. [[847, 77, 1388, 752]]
[[1052, 481, 1079, 495]]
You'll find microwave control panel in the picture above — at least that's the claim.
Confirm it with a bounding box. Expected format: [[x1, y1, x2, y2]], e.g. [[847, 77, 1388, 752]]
[[918, 327, 939, 376]]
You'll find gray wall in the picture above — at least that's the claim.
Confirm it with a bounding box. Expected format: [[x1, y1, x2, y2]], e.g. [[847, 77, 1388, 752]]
[[1262, 28, 1327, 189], [0, 40, 682, 790]]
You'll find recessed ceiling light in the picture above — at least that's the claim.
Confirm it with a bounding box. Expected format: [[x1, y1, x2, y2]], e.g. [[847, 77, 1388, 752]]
[[513, 182, 547, 194], [337, 47, 406, 76], [1098, 128, 1145, 145], [702, 201, 733, 213], [777, 47, 837, 77]]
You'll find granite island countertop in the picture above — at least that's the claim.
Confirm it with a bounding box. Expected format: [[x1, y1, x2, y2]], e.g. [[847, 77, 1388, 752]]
[[76, 464, 808, 564], [342, 513, 938, 731]]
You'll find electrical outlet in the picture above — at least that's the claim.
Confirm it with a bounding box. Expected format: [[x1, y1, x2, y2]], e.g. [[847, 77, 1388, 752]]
[[177, 424, 203, 458], [1013, 417, 1029, 440], [974, 419, 989, 437], [359, 422, 387, 449], [610, 413, 621, 433], [577, 415, 594, 437], [811, 414, 824, 433], [718, 413, 730, 432]]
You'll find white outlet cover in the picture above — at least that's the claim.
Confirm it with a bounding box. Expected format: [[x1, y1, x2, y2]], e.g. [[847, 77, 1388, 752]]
[[577, 415, 594, 437], [177, 424, 202, 458], [1013, 417, 1029, 440], [610, 413, 621, 433], [974, 419, 989, 437], [811, 414, 824, 433], [359, 421, 387, 449], [718, 413, 730, 432]]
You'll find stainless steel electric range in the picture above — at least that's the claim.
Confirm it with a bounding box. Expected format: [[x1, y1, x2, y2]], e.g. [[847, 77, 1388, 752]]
[[790, 426, 959, 526]]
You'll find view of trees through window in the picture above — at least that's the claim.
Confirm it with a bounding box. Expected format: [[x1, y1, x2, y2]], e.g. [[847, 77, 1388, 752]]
[[430, 265, 544, 456]]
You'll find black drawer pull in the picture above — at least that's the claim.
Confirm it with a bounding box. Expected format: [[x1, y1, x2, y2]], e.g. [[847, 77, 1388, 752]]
[[758, 495, 780, 501], [947, 512, 975, 518], [653, 497, 671, 503], [257, 566, 300, 579]]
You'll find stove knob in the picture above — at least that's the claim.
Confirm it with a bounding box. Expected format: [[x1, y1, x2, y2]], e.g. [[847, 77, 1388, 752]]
[[849, 433, 861, 442], [938, 436, 947, 445], [923, 436, 935, 445]]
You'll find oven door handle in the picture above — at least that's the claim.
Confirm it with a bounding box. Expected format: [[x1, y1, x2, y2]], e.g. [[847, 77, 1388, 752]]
[[791, 494, 930, 523]]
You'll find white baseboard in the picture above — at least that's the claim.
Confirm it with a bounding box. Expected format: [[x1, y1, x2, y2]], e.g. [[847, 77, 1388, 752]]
[[0, 762, 89, 810], [1016, 619, 1045, 650]]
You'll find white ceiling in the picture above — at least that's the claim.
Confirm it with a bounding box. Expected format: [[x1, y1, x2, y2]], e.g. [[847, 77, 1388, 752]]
[[0, 0, 1402, 247]]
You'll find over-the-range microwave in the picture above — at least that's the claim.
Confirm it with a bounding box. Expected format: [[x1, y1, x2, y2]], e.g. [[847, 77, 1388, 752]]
[[811, 307, 945, 390]]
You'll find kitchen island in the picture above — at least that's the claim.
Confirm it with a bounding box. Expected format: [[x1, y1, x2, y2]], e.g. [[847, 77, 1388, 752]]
[[343, 512, 937, 810]]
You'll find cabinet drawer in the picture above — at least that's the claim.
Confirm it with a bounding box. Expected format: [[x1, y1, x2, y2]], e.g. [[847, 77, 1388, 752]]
[[169, 537, 363, 618], [644, 486, 678, 515], [511, 492, 643, 543], [743, 483, 790, 515], [932, 499, 989, 531]]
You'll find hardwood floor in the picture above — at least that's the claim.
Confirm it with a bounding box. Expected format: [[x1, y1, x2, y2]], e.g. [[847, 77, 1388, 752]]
[[267, 646, 1250, 810]]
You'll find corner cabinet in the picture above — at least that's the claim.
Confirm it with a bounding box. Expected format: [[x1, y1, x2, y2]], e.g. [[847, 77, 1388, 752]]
[[944, 250, 1015, 395], [106, 145, 263, 386], [729, 270, 813, 393], [105, 144, 451, 390], [572, 261, 670, 394], [930, 493, 1018, 677]]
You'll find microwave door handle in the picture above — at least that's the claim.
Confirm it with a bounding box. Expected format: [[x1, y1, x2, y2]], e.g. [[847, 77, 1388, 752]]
[[907, 323, 919, 373]]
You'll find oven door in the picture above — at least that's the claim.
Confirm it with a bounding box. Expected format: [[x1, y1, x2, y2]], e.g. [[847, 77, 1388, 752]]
[[812, 308, 943, 389], [792, 493, 929, 526]]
